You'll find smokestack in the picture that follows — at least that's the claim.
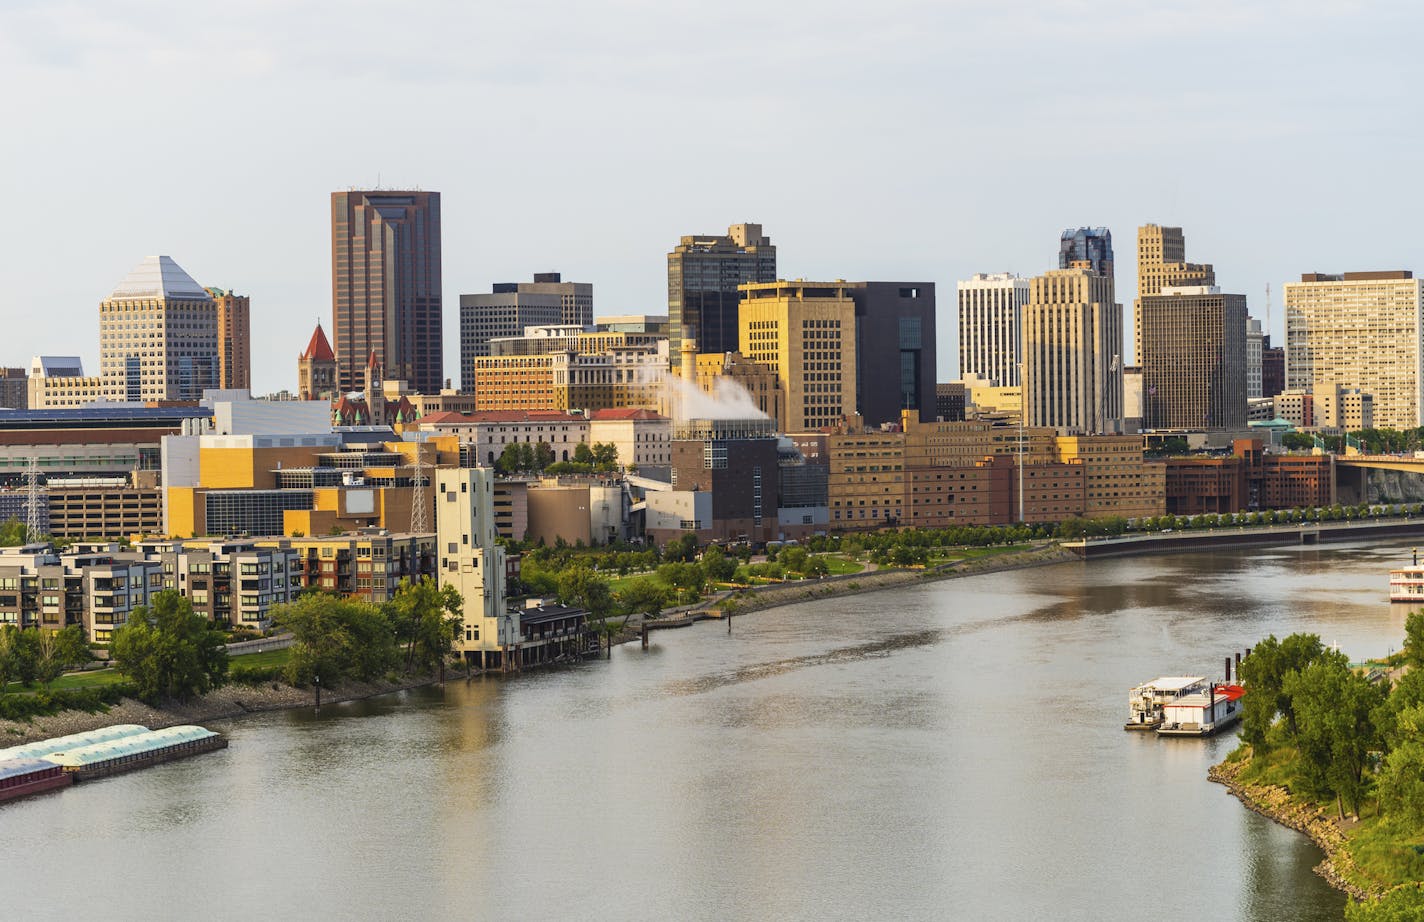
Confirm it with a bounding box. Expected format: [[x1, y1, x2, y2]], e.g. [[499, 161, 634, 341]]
[[1226, 657, 1232, 682], [680, 336, 697, 384]]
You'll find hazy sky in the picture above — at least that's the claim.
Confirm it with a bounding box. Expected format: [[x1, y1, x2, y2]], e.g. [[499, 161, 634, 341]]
[[2, 0, 1420, 394]]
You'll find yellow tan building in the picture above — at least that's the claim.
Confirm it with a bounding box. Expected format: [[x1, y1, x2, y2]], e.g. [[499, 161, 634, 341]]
[[694, 352, 785, 427], [1135, 225, 1215, 354], [739, 281, 857, 432]]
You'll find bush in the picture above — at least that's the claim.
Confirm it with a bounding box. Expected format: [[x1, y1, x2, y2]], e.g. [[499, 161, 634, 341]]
[[0, 683, 138, 721], [229, 662, 285, 685]]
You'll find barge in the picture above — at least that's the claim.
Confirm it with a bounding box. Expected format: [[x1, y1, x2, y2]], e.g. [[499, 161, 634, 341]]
[[1156, 684, 1245, 737], [1125, 677, 1209, 730], [46, 726, 227, 781], [0, 757, 73, 803], [0, 724, 150, 763]]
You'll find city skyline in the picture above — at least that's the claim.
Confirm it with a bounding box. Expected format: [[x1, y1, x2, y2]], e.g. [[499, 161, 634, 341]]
[[2, 3, 1422, 394]]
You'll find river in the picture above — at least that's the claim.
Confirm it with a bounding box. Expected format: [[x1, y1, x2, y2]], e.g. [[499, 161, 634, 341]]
[[3, 541, 1414, 920]]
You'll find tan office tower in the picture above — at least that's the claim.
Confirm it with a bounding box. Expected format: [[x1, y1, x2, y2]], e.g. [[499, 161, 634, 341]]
[[738, 281, 857, 432], [1139, 286, 1247, 429], [958, 273, 1029, 387], [1284, 271, 1424, 429], [99, 256, 219, 402], [1134, 225, 1214, 360], [1022, 269, 1123, 434], [208, 288, 251, 391], [331, 190, 442, 394]]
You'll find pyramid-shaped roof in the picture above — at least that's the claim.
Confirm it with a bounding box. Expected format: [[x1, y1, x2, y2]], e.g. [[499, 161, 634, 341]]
[[108, 256, 212, 302], [302, 323, 336, 362]]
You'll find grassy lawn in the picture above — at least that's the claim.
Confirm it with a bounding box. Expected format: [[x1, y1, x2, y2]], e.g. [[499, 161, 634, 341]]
[[818, 554, 864, 575], [229, 647, 291, 668], [2, 667, 129, 694], [927, 544, 1031, 566]]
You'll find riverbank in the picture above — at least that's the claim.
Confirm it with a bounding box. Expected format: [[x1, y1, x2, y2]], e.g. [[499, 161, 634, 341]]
[[1209, 755, 1375, 901], [0, 671, 449, 746], [0, 544, 1079, 744]]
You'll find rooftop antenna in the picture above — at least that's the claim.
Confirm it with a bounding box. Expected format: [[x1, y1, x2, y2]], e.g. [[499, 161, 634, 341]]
[[22, 456, 43, 542], [408, 445, 428, 534], [1264, 284, 1272, 337]]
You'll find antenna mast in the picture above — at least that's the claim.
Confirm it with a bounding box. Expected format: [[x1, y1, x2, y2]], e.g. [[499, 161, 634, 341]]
[[22, 456, 43, 542], [408, 445, 428, 534], [1264, 283, 1272, 337]]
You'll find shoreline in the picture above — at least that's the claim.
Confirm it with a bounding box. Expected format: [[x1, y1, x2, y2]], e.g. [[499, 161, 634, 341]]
[[1208, 756, 1375, 901], [0, 671, 450, 746]]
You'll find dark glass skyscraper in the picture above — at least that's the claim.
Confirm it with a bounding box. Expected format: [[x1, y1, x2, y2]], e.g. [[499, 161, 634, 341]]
[[848, 282, 937, 426], [1058, 227, 1114, 277], [667, 223, 776, 361], [331, 191, 442, 393]]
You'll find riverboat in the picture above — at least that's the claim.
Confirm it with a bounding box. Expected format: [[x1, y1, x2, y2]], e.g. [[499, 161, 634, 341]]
[[1125, 676, 1209, 730], [1389, 549, 1424, 603], [1156, 684, 1244, 737], [46, 725, 227, 781], [0, 758, 73, 803]]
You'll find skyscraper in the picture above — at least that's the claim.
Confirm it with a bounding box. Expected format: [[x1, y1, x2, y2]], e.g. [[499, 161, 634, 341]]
[[958, 273, 1029, 387], [331, 190, 442, 394], [1285, 271, 1424, 429], [1246, 317, 1264, 400], [516, 272, 593, 327], [1058, 227, 1114, 277], [458, 288, 564, 394], [99, 256, 218, 402], [1022, 269, 1124, 435], [847, 281, 937, 426], [668, 223, 776, 361], [738, 281, 858, 432], [208, 288, 251, 391], [1139, 286, 1247, 429], [1134, 225, 1215, 361]]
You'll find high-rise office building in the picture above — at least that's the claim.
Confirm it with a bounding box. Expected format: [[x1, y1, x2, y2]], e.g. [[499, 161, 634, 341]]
[[738, 281, 857, 432], [1246, 317, 1264, 400], [1285, 271, 1424, 430], [436, 467, 510, 670], [330, 190, 442, 394], [1134, 225, 1215, 361], [1058, 227, 1114, 277], [668, 223, 776, 361], [1261, 336, 1285, 399], [99, 256, 218, 402], [208, 288, 251, 391], [511, 273, 592, 327], [847, 282, 936, 426], [958, 273, 1029, 387], [459, 290, 564, 394], [1022, 268, 1124, 435], [1139, 286, 1247, 429]]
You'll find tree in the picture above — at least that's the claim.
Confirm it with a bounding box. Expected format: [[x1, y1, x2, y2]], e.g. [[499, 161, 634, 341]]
[[0, 517, 27, 547], [34, 625, 89, 688], [1346, 889, 1424, 922], [110, 591, 228, 704], [534, 441, 555, 470], [1405, 610, 1424, 669], [779, 547, 809, 574], [272, 593, 398, 686], [592, 442, 619, 470], [664, 533, 698, 563], [557, 567, 616, 621], [1378, 704, 1424, 830], [0, 624, 28, 690], [573, 442, 595, 465], [1283, 651, 1382, 818], [617, 577, 669, 618], [657, 562, 706, 600], [1238, 633, 1327, 751], [700, 546, 737, 583], [386, 577, 463, 679]]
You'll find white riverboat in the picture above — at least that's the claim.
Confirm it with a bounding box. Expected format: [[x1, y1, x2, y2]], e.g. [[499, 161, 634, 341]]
[[1157, 684, 1245, 737], [1125, 676, 1209, 730], [1390, 549, 1424, 603]]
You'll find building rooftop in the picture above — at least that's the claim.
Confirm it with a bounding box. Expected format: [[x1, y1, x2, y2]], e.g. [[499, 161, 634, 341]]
[[589, 408, 666, 421], [301, 324, 336, 362], [108, 256, 211, 302], [419, 410, 586, 425]]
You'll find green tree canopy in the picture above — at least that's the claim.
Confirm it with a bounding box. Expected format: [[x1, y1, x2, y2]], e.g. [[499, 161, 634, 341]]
[[1238, 633, 1327, 751], [616, 576, 669, 618], [272, 593, 398, 686], [34, 625, 90, 688], [110, 590, 229, 704], [386, 577, 463, 679], [1283, 651, 1383, 817]]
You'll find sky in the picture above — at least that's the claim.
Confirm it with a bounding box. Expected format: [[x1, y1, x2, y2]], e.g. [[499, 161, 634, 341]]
[[1, 0, 1421, 395]]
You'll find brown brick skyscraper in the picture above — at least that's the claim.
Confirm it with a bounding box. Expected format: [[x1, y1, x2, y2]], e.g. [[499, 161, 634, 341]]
[[331, 190, 442, 394]]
